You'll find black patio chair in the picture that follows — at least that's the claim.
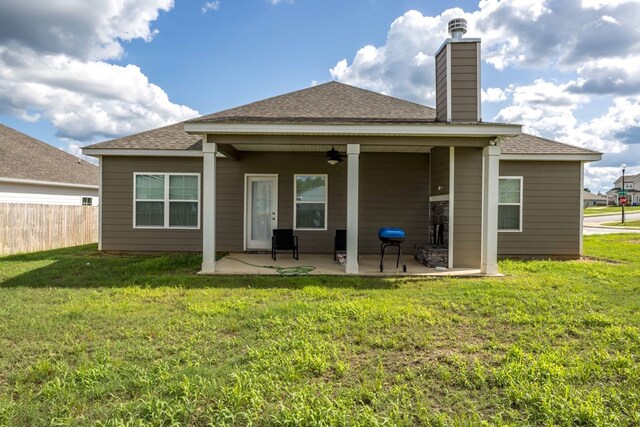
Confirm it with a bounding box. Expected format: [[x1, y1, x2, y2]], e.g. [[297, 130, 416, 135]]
[[334, 229, 346, 260], [272, 229, 298, 260]]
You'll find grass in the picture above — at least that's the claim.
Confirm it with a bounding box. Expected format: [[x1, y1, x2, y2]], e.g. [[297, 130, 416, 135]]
[[584, 206, 640, 216], [1, 236, 640, 425], [601, 220, 640, 228]]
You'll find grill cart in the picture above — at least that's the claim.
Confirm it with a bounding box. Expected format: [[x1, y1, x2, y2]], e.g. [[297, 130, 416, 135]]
[[378, 227, 407, 272]]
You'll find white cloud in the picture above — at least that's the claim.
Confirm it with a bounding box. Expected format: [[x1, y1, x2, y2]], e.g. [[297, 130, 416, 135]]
[[0, 0, 174, 61], [601, 15, 620, 24], [202, 1, 220, 13], [582, 0, 640, 9], [0, 0, 198, 144], [270, 0, 293, 4], [482, 87, 507, 103], [0, 47, 199, 141]]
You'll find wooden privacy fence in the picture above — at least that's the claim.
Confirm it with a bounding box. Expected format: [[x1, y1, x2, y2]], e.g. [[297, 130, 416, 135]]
[[0, 204, 98, 255]]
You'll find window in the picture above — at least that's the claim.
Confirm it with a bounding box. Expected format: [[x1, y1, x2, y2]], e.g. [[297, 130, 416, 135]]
[[134, 173, 200, 228], [294, 174, 327, 230], [498, 177, 523, 232], [82, 197, 93, 206]]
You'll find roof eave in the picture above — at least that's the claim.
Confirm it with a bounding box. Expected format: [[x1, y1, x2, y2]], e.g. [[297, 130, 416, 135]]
[[500, 153, 603, 162], [183, 122, 522, 138]]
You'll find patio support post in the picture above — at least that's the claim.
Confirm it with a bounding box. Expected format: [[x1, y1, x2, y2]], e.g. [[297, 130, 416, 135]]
[[481, 144, 500, 275], [346, 144, 360, 274], [201, 136, 217, 273]]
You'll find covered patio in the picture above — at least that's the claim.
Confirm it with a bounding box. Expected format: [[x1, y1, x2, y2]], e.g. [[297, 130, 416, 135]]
[[212, 252, 483, 276]]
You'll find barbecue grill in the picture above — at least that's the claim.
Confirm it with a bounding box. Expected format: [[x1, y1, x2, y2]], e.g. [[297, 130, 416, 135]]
[[378, 227, 407, 272]]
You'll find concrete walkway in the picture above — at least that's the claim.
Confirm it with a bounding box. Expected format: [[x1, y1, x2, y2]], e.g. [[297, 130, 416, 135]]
[[210, 253, 483, 277]]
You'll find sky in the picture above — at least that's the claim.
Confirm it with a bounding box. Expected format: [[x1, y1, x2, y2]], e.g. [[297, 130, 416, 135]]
[[1, 0, 639, 193]]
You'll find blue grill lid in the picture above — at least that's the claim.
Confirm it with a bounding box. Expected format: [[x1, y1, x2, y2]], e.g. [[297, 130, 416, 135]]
[[378, 227, 405, 239]]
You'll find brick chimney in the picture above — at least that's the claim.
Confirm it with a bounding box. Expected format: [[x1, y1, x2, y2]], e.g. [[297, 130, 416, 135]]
[[435, 18, 481, 122]]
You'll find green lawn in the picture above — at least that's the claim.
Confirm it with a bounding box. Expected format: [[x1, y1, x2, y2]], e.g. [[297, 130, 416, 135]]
[[601, 220, 640, 228], [584, 206, 640, 216], [1, 237, 640, 426]]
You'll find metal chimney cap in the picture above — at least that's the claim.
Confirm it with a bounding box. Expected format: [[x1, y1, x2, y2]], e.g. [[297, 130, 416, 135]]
[[448, 18, 467, 39]]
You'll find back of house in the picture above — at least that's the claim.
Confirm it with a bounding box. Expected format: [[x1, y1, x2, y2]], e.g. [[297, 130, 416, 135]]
[[83, 19, 601, 275]]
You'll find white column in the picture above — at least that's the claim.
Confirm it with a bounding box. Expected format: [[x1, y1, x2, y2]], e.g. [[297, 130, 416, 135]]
[[579, 161, 585, 256], [346, 144, 360, 274], [481, 145, 500, 275], [201, 136, 217, 273], [98, 156, 103, 251]]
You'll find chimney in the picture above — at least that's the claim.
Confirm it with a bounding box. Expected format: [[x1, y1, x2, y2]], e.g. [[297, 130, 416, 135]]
[[435, 18, 481, 122]]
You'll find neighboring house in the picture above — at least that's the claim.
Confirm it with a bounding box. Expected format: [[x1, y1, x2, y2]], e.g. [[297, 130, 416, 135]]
[[83, 21, 602, 275], [582, 190, 607, 207], [606, 174, 640, 205], [0, 124, 99, 205]]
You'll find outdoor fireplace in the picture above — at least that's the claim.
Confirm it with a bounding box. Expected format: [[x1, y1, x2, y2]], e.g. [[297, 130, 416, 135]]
[[414, 201, 449, 268]]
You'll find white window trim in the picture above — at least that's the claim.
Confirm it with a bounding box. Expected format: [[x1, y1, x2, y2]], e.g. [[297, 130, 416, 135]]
[[82, 197, 93, 206], [498, 176, 523, 233], [133, 172, 201, 230], [293, 174, 328, 231]]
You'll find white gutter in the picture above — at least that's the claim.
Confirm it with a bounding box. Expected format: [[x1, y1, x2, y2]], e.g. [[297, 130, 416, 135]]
[[183, 122, 522, 138], [0, 177, 97, 190]]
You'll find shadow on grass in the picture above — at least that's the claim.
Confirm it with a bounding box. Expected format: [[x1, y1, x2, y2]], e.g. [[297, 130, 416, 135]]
[[0, 244, 397, 290]]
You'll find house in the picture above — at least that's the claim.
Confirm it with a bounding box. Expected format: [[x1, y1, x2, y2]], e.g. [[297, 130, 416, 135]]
[[0, 124, 99, 205], [82, 19, 601, 275], [582, 190, 607, 207], [606, 174, 640, 205]]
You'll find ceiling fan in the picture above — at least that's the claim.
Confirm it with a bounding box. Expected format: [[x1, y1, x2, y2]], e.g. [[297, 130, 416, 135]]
[[326, 145, 345, 165]]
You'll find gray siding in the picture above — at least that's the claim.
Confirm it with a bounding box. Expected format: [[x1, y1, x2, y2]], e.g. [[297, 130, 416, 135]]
[[101, 157, 203, 251], [498, 161, 581, 259], [435, 48, 448, 122], [450, 42, 479, 122], [430, 147, 450, 196], [102, 152, 429, 254], [359, 153, 429, 255], [452, 147, 482, 268]]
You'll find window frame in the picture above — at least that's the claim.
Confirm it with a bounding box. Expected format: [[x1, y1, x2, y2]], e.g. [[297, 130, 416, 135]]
[[133, 172, 201, 230], [82, 197, 93, 206], [293, 174, 328, 231], [497, 176, 523, 233]]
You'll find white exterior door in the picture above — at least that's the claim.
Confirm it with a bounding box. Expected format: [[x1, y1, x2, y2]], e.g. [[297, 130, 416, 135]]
[[245, 175, 278, 250]]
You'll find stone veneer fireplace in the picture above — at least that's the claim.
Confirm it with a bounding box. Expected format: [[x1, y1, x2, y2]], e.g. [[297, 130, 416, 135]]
[[414, 200, 449, 268]]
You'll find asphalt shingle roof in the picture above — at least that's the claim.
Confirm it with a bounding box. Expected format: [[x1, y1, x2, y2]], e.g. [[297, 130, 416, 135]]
[[0, 124, 98, 186], [190, 81, 437, 124], [85, 82, 600, 157], [500, 133, 600, 155], [87, 122, 203, 151]]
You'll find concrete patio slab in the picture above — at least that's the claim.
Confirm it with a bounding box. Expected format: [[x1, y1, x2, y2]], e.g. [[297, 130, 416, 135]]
[[204, 253, 483, 277]]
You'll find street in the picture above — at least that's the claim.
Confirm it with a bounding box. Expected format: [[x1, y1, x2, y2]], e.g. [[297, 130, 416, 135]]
[[583, 211, 640, 235]]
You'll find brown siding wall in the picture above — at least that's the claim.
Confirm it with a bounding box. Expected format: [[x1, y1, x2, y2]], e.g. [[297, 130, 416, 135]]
[[359, 153, 430, 254], [450, 42, 479, 122], [430, 147, 449, 196], [498, 161, 581, 259], [452, 147, 482, 268], [435, 47, 448, 122], [101, 157, 203, 251], [102, 152, 430, 254]]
